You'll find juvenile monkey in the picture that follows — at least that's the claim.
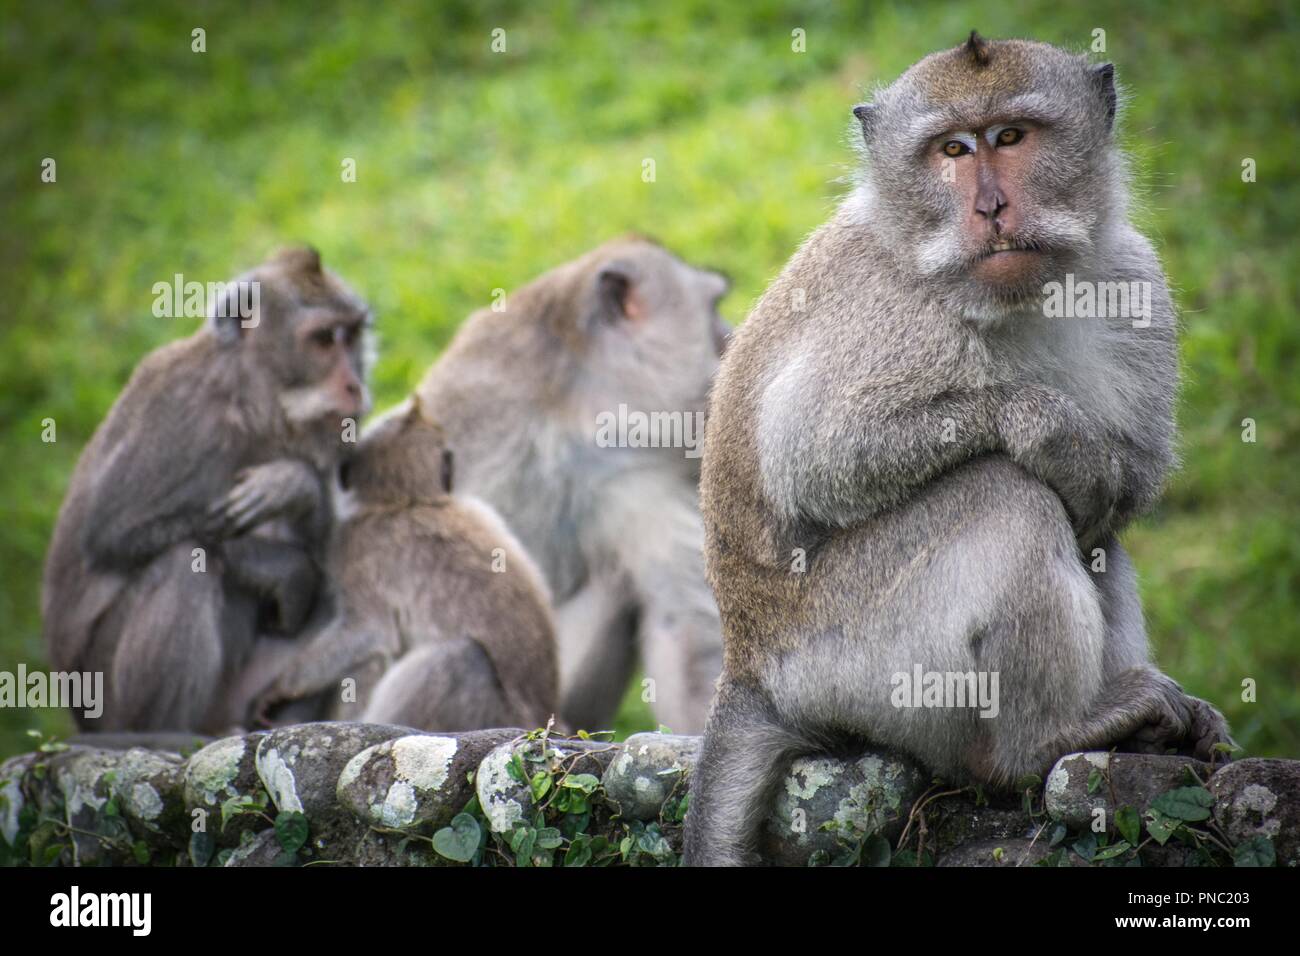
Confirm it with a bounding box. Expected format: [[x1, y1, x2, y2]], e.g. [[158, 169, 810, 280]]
[[249, 398, 559, 732], [416, 237, 731, 733], [43, 247, 371, 733], [684, 35, 1232, 865]]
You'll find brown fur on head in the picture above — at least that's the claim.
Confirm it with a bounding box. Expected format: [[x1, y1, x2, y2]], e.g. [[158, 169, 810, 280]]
[[206, 247, 374, 435], [850, 34, 1123, 320], [343, 395, 454, 506]]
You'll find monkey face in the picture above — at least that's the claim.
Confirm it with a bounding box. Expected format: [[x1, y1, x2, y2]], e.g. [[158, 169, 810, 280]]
[[214, 248, 374, 432], [853, 35, 1118, 320]]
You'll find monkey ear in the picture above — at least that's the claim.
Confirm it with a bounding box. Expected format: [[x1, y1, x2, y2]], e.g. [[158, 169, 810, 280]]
[[597, 264, 644, 321], [440, 448, 454, 494], [1091, 62, 1117, 131], [272, 246, 323, 274], [208, 283, 254, 346], [852, 103, 878, 144]]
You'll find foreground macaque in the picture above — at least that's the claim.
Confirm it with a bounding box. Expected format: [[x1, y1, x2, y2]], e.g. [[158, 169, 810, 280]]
[[416, 236, 731, 733], [43, 248, 371, 732], [683, 35, 1232, 865], [250, 398, 559, 731]]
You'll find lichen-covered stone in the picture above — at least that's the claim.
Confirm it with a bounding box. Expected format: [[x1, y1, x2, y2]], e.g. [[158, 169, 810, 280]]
[[760, 749, 927, 866], [1045, 751, 1211, 829], [0, 753, 37, 848], [338, 729, 519, 830], [183, 733, 268, 846], [476, 735, 619, 833], [106, 748, 186, 845], [1210, 758, 1300, 867], [47, 747, 129, 865], [222, 827, 287, 867], [602, 733, 699, 821], [928, 792, 1036, 854], [254, 721, 411, 826], [938, 836, 1081, 867]]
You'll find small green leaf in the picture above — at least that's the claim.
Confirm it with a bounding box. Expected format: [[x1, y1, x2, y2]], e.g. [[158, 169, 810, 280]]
[[561, 773, 600, 793], [862, 833, 891, 867], [1071, 831, 1098, 862], [1048, 823, 1068, 847], [535, 827, 563, 850], [188, 831, 215, 867], [1144, 808, 1180, 845], [131, 840, 151, 864], [431, 813, 481, 863], [1091, 841, 1132, 861], [1034, 849, 1064, 867], [1115, 805, 1141, 847], [507, 753, 527, 783], [1086, 768, 1103, 794], [564, 834, 593, 867], [274, 810, 309, 854], [1149, 786, 1213, 822], [529, 771, 552, 802], [1233, 835, 1276, 867]]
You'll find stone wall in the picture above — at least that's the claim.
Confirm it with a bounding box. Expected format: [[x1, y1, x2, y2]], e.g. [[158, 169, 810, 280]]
[[0, 722, 1293, 866]]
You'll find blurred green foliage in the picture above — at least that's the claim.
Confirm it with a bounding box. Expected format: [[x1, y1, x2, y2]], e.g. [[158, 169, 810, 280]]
[[1, 0, 1296, 760]]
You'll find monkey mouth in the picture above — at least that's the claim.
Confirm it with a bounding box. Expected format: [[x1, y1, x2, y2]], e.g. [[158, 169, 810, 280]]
[[981, 238, 1039, 257]]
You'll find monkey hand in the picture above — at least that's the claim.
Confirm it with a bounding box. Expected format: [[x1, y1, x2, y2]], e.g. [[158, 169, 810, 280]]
[[1117, 672, 1235, 764], [248, 679, 297, 729], [207, 459, 320, 537], [997, 385, 1121, 547]]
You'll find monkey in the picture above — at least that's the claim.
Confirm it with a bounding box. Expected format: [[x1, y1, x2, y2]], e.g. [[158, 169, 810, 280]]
[[42, 247, 372, 734], [247, 396, 559, 732], [682, 34, 1234, 865], [414, 236, 732, 733]]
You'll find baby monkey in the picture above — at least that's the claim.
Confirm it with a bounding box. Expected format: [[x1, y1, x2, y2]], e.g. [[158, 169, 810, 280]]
[[252, 397, 559, 732]]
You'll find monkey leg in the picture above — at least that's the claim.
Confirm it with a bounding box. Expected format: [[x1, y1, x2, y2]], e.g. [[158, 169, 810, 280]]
[[1079, 537, 1232, 761], [221, 536, 320, 635], [95, 542, 235, 732], [554, 576, 640, 732], [1087, 535, 1150, 679], [681, 680, 815, 867], [361, 638, 519, 733]]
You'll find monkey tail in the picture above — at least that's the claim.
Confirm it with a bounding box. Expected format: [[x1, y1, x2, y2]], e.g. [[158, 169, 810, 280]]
[[683, 678, 817, 866]]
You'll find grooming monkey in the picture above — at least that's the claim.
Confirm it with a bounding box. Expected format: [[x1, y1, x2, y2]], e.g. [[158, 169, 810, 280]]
[[416, 237, 731, 733], [684, 34, 1232, 865], [43, 248, 371, 733], [248, 397, 559, 732]]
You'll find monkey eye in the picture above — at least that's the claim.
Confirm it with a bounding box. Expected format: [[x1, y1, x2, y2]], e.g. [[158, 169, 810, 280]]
[[942, 140, 971, 158], [310, 328, 335, 348], [995, 127, 1024, 147]]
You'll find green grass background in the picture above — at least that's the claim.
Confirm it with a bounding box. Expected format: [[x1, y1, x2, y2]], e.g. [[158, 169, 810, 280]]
[[1, 0, 1296, 760]]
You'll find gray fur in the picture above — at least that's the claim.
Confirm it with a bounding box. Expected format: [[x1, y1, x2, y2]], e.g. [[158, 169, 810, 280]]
[[249, 398, 559, 732], [416, 237, 730, 733], [42, 248, 372, 733], [683, 38, 1231, 866]]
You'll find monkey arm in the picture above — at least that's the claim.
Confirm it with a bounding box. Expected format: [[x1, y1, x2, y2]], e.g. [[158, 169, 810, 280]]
[[253, 614, 393, 715], [1100, 231, 1180, 531], [758, 382, 1005, 528], [593, 471, 722, 733], [81, 446, 236, 569]]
